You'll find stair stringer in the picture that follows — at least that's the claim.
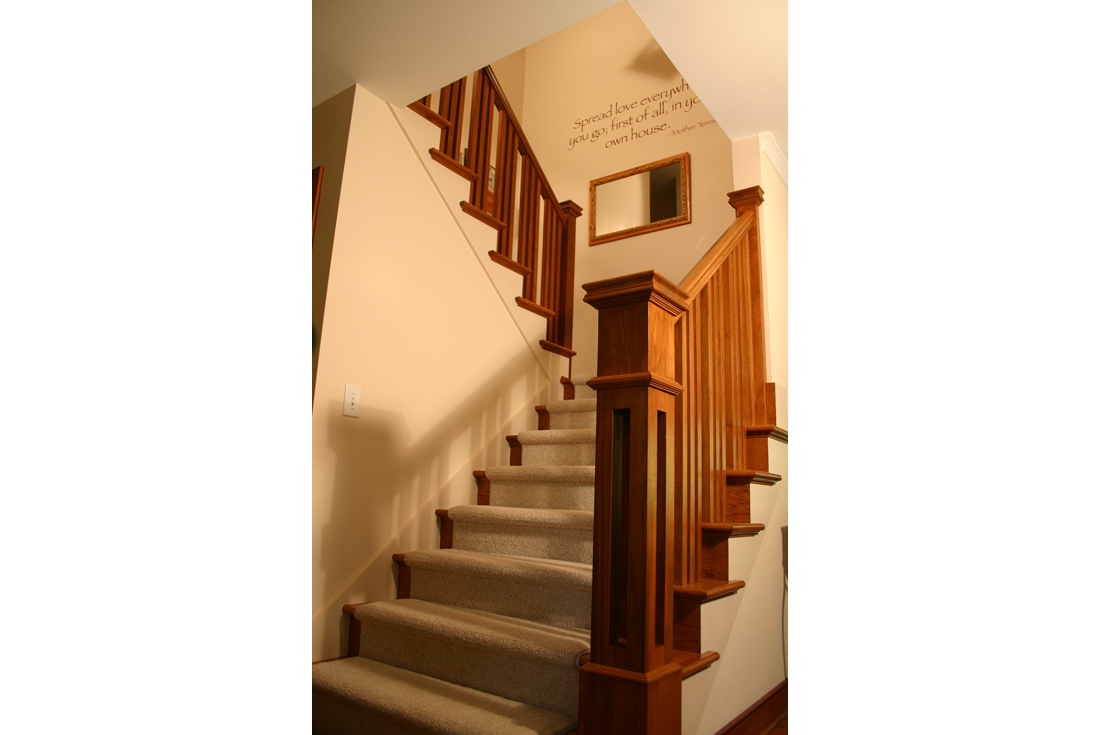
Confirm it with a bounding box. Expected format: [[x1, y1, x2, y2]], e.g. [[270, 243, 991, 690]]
[[388, 101, 569, 381], [681, 436, 788, 735]]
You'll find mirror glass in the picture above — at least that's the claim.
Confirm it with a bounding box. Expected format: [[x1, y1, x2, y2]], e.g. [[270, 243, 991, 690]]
[[589, 153, 690, 246]]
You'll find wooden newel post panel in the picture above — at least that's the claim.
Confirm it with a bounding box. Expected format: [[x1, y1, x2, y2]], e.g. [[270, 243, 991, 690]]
[[579, 271, 689, 735]]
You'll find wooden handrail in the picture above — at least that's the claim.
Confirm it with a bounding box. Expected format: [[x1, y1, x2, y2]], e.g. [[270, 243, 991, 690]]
[[410, 66, 582, 357], [678, 212, 755, 297]]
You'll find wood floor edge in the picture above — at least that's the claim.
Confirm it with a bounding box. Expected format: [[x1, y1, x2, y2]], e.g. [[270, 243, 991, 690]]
[[715, 678, 787, 735]]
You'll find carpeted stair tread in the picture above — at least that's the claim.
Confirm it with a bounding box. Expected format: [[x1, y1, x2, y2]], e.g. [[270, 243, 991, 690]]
[[313, 656, 576, 735], [402, 549, 592, 628], [566, 373, 596, 400], [448, 506, 593, 562], [542, 398, 597, 430], [403, 549, 591, 590], [514, 429, 595, 467], [515, 428, 596, 445], [355, 599, 589, 668], [484, 466, 594, 483], [482, 466, 594, 512], [544, 398, 597, 414], [449, 505, 593, 530]]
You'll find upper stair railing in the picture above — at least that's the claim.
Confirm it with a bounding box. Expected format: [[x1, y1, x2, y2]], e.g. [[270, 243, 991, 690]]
[[410, 66, 583, 358], [578, 187, 773, 733]]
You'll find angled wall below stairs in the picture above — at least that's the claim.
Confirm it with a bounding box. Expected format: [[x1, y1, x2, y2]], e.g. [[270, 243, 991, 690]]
[[312, 84, 552, 661]]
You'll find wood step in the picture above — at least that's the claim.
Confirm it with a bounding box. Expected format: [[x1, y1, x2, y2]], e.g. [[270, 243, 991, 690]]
[[701, 524, 765, 582], [673, 580, 746, 655]]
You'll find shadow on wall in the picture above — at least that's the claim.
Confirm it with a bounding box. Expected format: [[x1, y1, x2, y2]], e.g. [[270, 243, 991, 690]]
[[315, 348, 547, 654]]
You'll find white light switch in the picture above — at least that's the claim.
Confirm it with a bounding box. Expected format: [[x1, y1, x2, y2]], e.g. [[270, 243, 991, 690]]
[[342, 384, 361, 418]]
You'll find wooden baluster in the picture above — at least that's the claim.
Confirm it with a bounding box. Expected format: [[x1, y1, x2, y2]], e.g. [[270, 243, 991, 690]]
[[521, 160, 538, 299], [439, 77, 466, 161], [467, 72, 492, 211], [496, 122, 519, 258], [580, 271, 687, 735], [540, 197, 555, 312]]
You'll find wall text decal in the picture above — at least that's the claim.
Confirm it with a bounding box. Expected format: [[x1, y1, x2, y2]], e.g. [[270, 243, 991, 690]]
[[568, 79, 713, 151]]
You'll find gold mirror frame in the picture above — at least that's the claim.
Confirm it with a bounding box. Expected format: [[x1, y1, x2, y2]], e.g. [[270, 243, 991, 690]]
[[588, 152, 691, 246]]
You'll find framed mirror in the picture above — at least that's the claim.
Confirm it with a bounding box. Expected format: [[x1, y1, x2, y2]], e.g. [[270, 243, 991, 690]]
[[589, 152, 691, 246]]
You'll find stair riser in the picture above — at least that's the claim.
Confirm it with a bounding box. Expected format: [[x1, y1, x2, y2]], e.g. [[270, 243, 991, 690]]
[[453, 523, 592, 564], [489, 482, 594, 512], [410, 568, 591, 630], [313, 689, 429, 735], [548, 412, 596, 430], [521, 442, 595, 467], [571, 384, 596, 400], [359, 628, 580, 718]]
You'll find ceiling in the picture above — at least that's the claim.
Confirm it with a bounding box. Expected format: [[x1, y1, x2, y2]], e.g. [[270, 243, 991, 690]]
[[313, 0, 787, 162]]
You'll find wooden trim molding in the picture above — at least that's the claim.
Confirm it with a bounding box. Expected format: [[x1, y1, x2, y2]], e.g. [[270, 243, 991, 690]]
[[672, 649, 720, 678], [392, 553, 411, 599], [535, 406, 550, 430], [539, 340, 576, 358], [560, 376, 575, 400], [516, 296, 555, 319], [473, 470, 491, 505], [587, 372, 684, 396], [342, 604, 362, 657], [407, 100, 450, 129], [505, 435, 522, 466], [487, 250, 531, 276], [703, 522, 767, 538], [429, 148, 477, 182], [435, 509, 454, 549], [746, 425, 788, 444], [716, 679, 787, 735], [460, 201, 506, 230]]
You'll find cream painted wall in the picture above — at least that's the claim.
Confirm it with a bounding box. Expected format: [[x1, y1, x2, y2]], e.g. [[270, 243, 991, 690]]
[[519, 2, 736, 375], [490, 48, 527, 125], [760, 154, 788, 428], [312, 84, 553, 661], [313, 87, 355, 399]]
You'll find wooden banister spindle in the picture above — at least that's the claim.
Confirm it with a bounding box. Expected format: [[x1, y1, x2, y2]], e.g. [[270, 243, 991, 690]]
[[467, 71, 493, 211], [438, 77, 466, 161], [580, 271, 687, 735]]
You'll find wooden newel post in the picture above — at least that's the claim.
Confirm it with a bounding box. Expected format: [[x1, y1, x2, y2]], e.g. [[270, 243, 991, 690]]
[[579, 271, 689, 735]]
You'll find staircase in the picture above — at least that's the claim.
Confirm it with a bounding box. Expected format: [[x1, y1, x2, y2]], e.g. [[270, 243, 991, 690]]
[[313, 375, 602, 735]]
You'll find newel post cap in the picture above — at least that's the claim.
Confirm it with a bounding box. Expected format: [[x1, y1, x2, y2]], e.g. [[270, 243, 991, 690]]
[[581, 270, 688, 316], [727, 186, 764, 213]]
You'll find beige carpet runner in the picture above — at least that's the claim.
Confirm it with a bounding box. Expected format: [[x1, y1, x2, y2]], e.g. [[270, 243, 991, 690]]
[[314, 375, 599, 734]]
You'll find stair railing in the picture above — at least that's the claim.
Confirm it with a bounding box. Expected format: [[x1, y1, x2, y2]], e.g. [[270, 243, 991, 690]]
[[674, 186, 771, 587], [410, 66, 582, 357], [577, 188, 771, 732]]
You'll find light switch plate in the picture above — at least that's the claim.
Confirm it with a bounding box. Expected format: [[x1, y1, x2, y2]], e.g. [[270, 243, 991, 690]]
[[342, 384, 361, 418]]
